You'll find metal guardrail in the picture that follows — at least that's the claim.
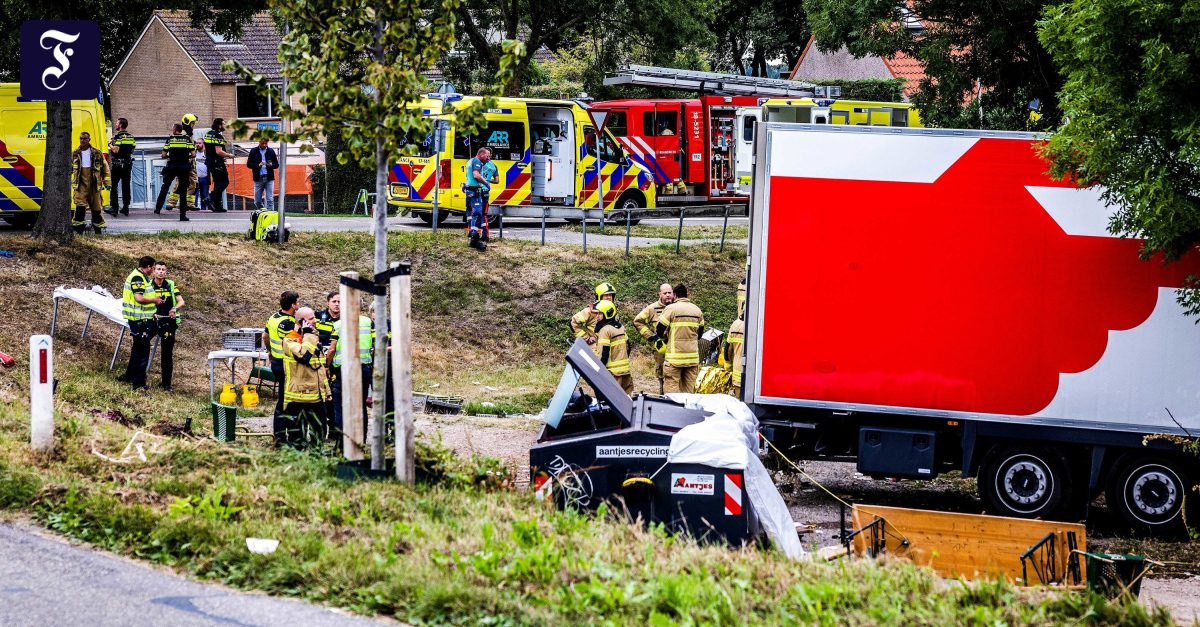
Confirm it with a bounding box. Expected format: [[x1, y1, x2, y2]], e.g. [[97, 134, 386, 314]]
[[422, 203, 749, 255]]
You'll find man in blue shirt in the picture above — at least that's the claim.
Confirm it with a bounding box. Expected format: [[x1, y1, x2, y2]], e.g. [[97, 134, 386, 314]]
[[465, 147, 498, 251]]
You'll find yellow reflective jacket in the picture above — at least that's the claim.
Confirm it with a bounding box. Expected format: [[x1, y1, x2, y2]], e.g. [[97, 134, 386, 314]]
[[570, 305, 597, 340], [633, 300, 668, 340], [727, 318, 745, 386], [596, 321, 631, 376], [283, 332, 330, 405], [657, 298, 704, 367]]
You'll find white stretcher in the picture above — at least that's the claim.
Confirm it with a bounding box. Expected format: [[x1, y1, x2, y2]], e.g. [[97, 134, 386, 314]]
[[49, 285, 160, 370]]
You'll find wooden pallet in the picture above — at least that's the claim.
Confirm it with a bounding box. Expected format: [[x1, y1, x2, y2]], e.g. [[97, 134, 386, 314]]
[[850, 504, 1086, 584]]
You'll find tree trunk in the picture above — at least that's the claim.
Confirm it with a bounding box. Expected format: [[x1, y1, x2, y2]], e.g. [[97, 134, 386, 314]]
[[33, 99, 74, 244], [370, 16, 390, 472]]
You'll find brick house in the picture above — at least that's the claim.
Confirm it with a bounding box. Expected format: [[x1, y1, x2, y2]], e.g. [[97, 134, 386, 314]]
[[789, 35, 927, 101], [108, 10, 300, 137]]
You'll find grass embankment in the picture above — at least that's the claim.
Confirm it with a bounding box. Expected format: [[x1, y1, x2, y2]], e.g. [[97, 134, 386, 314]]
[[0, 231, 744, 415], [0, 404, 1169, 625], [560, 223, 750, 241]]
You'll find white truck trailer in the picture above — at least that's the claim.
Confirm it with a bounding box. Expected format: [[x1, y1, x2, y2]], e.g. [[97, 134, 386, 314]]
[[743, 124, 1200, 534]]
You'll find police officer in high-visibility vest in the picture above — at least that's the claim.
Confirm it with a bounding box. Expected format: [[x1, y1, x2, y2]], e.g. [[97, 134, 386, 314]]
[[263, 291, 299, 418], [105, 117, 136, 217], [327, 308, 374, 435], [117, 256, 163, 390], [203, 117, 233, 212], [726, 315, 745, 398], [149, 261, 185, 391], [656, 283, 705, 394], [154, 123, 194, 221], [593, 300, 633, 395], [315, 291, 340, 354], [633, 283, 674, 394]]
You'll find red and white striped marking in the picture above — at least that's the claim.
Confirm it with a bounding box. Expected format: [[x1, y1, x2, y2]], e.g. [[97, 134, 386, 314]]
[[533, 474, 551, 500], [724, 473, 743, 516]]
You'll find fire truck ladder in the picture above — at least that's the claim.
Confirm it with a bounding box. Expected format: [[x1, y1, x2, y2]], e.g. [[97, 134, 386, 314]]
[[603, 64, 817, 98]]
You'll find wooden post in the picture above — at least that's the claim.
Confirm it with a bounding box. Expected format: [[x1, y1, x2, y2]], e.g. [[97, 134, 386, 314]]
[[339, 271, 365, 460], [389, 262, 414, 482]]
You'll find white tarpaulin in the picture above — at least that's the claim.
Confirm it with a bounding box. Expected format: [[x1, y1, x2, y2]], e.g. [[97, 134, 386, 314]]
[[52, 285, 126, 327], [666, 393, 807, 559]]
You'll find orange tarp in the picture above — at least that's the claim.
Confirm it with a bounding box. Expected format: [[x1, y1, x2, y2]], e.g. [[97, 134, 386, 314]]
[[225, 157, 316, 198]]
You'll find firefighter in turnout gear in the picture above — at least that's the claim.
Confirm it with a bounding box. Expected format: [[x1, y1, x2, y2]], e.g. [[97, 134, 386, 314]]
[[726, 315, 745, 398], [204, 118, 233, 212], [279, 307, 331, 447], [149, 261, 185, 391], [569, 283, 616, 345], [71, 131, 110, 234], [154, 124, 194, 221], [656, 283, 704, 394], [263, 291, 300, 419], [117, 256, 162, 390], [593, 300, 633, 395], [633, 283, 674, 394], [105, 117, 135, 217]]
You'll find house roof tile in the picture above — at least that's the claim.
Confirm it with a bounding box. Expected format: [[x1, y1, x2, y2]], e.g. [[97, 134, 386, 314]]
[[155, 10, 282, 83]]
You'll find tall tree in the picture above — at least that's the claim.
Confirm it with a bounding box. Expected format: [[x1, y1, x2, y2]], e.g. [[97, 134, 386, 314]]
[[1039, 0, 1200, 315], [804, 0, 1062, 128], [711, 0, 809, 77], [0, 0, 254, 243], [229, 0, 520, 478]]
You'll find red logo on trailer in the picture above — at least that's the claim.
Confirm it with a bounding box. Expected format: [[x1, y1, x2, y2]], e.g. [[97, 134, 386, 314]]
[[759, 138, 1200, 416]]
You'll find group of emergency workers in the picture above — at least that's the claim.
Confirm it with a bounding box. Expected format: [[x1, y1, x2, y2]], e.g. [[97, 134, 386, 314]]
[[69, 114, 234, 233], [117, 255, 186, 391], [570, 280, 742, 397], [263, 290, 376, 447]]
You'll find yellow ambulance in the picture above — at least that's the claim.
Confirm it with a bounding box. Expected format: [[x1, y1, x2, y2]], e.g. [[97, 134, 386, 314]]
[[388, 95, 657, 225], [0, 83, 110, 227]]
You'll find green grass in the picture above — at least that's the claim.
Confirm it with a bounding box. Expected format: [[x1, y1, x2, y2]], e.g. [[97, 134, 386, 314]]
[[0, 402, 1170, 625], [560, 223, 749, 241]]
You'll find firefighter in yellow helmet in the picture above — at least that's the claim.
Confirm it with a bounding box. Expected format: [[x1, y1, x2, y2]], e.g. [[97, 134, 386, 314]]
[[569, 282, 616, 345], [655, 283, 704, 394], [593, 299, 633, 395]]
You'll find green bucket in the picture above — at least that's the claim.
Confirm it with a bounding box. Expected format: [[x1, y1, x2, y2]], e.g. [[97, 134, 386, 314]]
[[211, 402, 238, 442]]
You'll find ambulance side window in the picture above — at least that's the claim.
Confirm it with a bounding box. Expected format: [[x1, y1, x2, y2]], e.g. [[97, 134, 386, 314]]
[[584, 126, 622, 161], [742, 116, 755, 142], [401, 127, 438, 158]]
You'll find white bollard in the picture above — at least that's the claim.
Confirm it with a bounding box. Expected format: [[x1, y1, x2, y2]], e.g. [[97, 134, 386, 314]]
[[30, 335, 54, 452]]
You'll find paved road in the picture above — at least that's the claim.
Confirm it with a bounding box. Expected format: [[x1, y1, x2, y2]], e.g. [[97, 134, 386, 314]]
[[0, 210, 748, 249], [0, 523, 386, 627]]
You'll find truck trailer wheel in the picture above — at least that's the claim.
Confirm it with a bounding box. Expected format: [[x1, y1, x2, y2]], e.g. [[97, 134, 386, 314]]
[[979, 445, 1070, 520], [1106, 455, 1193, 534]]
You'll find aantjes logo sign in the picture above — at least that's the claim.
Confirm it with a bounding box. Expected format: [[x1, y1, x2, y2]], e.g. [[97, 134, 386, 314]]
[[19, 21, 100, 101]]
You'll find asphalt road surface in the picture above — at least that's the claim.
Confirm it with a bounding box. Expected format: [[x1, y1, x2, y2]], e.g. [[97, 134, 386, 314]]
[[0, 522, 385, 627], [0, 210, 749, 249]]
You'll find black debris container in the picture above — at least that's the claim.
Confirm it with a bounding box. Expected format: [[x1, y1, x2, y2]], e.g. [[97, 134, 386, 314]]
[[657, 462, 758, 547]]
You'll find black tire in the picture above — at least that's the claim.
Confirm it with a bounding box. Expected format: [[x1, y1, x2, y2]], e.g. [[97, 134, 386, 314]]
[[1106, 455, 1194, 534], [609, 193, 644, 225], [414, 210, 449, 227], [979, 444, 1071, 519]]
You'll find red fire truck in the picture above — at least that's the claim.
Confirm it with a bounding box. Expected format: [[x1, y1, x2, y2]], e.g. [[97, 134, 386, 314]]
[[591, 95, 761, 204]]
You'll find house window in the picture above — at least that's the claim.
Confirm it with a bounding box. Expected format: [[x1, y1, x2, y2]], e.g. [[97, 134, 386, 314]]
[[237, 84, 281, 119]]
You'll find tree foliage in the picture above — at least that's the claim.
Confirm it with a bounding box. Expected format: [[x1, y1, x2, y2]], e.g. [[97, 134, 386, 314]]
[[1039, 0, 1200, 315], [710, 0, 809, 77], [804, 0, 1062, 129]]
